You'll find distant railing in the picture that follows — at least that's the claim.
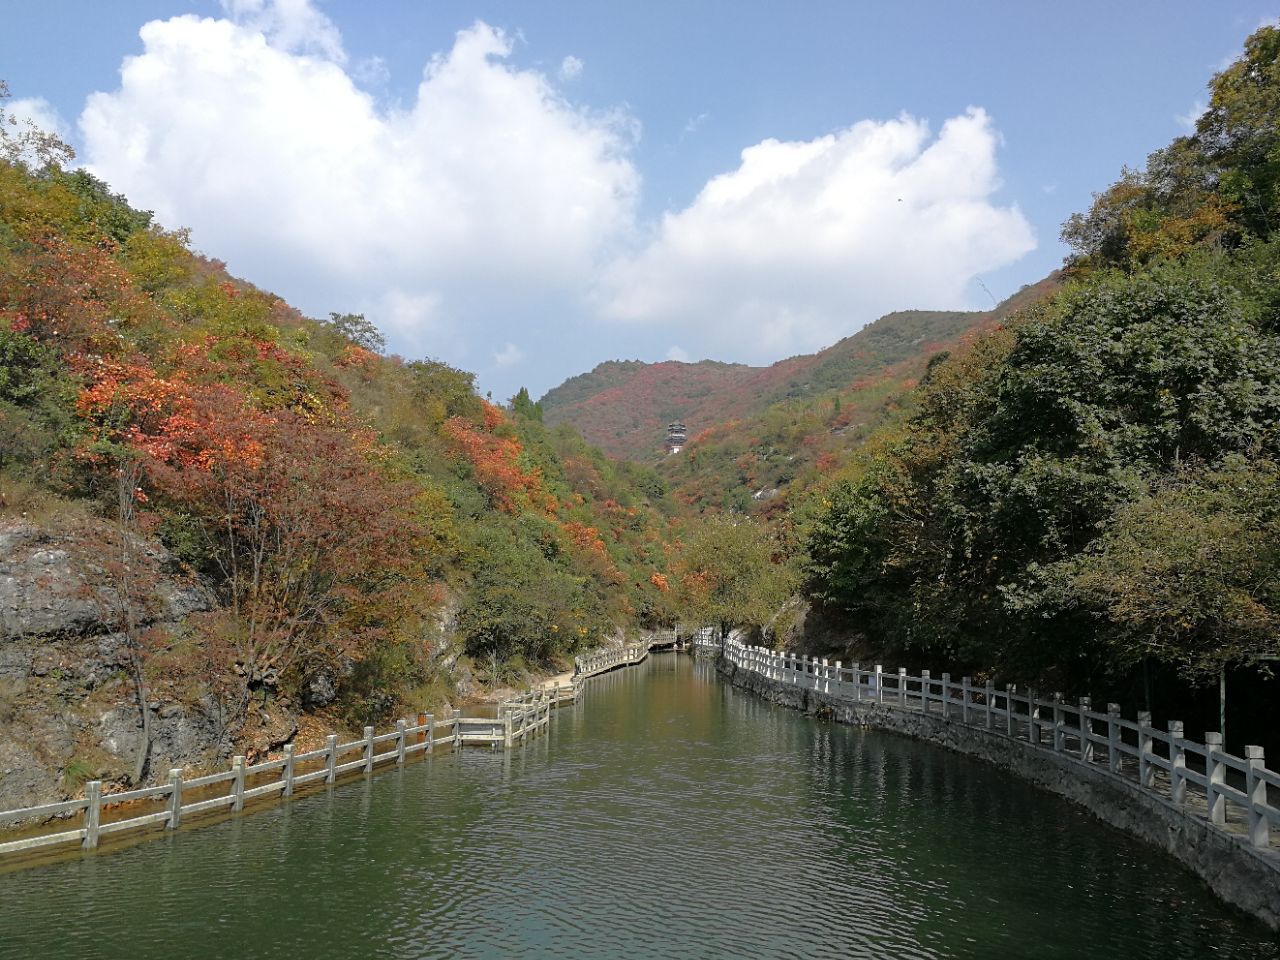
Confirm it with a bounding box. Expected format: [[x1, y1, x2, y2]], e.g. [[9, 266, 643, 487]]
[[690, 627, 720, 651], [574, 641, 652, 678], [0, 642, 649, 862], [722, 638, 1280, 856]]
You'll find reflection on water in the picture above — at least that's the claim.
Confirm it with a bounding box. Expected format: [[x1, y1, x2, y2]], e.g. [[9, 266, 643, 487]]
[[0, 654, 1274, 959]]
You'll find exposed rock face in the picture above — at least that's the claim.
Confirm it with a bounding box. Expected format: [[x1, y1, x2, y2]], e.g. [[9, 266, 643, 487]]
[[0, 518, 242, 812]]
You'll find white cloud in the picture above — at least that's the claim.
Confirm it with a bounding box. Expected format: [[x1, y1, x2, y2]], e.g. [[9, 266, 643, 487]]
[[559, 55, 583, 81], [6, 96, 70, 142], [494, 341, 526, 368], [75, 2, 1035, 394], [1175, 98, 1207, 134], [80, 6, 638, 362], [684, 112, 708, 135], [596, 108, 1034, 360], [219, 0, 345, 62], [665, 344, 690, 362]]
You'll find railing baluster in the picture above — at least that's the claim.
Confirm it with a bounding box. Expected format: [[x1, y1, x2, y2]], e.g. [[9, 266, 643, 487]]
[[167, 769, 182, 829], [231, 756, 245, 811], [1107, 704, 1122, 773], [82, 781, 101, 850], [1078, 698, 1093, 763], [1245, 746, 1270, 848], [1169, 721, 1185, 804], [1205, 732, 1225, 824], [1138, 712, 1155, 789]]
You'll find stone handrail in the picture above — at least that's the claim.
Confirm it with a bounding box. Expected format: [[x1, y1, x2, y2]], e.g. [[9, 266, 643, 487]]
[[573, 641, 652, 678], [722, 638, 1280, 855], [0, 641, 652, 863]]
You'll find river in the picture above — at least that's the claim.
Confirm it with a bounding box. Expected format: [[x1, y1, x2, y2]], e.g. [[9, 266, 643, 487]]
[[0, 654, 1274, 958]]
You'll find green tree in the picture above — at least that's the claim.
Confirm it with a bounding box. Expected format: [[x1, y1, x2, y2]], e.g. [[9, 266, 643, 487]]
[[1066, 457, 1280, 681], [675, 515, 795, 641]]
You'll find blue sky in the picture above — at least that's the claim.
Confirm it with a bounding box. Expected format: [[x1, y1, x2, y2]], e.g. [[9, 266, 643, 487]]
[[3, 1, 1275, 400]]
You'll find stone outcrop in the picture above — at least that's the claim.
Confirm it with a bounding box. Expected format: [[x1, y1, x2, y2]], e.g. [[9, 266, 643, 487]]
[[0, 518, 242, 812]]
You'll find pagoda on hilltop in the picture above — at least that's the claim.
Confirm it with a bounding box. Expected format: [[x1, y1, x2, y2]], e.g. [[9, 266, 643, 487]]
[[665, 421, 688, 454]]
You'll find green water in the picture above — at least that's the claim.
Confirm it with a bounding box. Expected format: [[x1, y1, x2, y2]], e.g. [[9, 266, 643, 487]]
[[1, 655, 1275, 959]]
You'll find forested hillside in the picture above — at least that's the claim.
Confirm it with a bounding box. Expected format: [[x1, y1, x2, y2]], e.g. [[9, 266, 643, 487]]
[[799, 26, 1280, 750], [652, 278, 1059, 516], [4, 23, 1278, 795], [0, 94, 676, 799], [540, 308, 986, 460]]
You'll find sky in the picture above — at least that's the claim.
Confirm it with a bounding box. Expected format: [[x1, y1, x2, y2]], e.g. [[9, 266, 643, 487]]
[[2, 1, 1276, 400]]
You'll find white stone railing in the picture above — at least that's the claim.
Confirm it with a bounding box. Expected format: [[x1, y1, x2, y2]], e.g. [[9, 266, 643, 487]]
[[0, 709, 480, 857], [723, 638, 1280, 855], [0, 639, 656, 863], [574, 641, 651, 678]]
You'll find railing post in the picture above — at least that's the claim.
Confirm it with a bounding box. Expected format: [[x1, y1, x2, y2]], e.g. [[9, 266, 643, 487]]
[[941, 672, 951, 720], [1107, 704, 1122, 773], [1005, 685, 1015, 737], [1245, 746, 1270, 847], [504, 715, 513, 749], [282, 745, 295, 798], [167, 769, 183, 829], [453, 709, 462, 748], [833, 661, 842, 697], [1052, 693, 1064, 753], [850, 662, 860, 701], [1027, 688, 1039, 745], [1205, 732, 1226, 824], [961, 677, 971, 724], [898, 668, 907, 707], [1168, 721, 1185, 805], [83, 780, 102, 850], [875, 664, 883, 704], [363, 726, 375, 774], [325, 734, 338, 784], [1137, 712, 1154, 789], [231, 756, 245, 811], [396, 720, 407, 765], [920, 670, 931, 713], [426, 714, 435, 753], [983, 680, 994, 730], [1078, 698, 1093, 763]]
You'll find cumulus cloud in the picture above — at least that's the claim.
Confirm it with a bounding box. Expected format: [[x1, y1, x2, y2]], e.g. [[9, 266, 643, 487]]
[[559, 55, 583, 81], [665, 344, 690, 362], [75, 1, 1035, 392], [494, 341, 526, 368], [219, 0, 346, 62], [596, 108, 1034, 360], [80, 5, 637, 363], [6, 96, 71, 143]]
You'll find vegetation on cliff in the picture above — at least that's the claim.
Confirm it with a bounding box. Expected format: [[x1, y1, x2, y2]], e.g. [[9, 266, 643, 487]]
[[800, 28, 1280, 739], [0, 87, 676, 769]]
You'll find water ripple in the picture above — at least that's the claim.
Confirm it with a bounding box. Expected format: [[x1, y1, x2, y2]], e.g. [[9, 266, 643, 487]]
[[0, 657, 1274, 959]]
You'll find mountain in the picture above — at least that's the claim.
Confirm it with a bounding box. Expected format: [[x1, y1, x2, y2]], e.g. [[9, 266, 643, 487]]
[[542, 293, 1055, 463]]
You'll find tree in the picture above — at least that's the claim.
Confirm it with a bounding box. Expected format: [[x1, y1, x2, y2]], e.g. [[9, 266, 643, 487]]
[[322, 312, 385, 354], [510, 386, 543, 422], [0, 80, 75, 171], [675, 515, 795, 641], [1067, 457, 1280, 682]]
